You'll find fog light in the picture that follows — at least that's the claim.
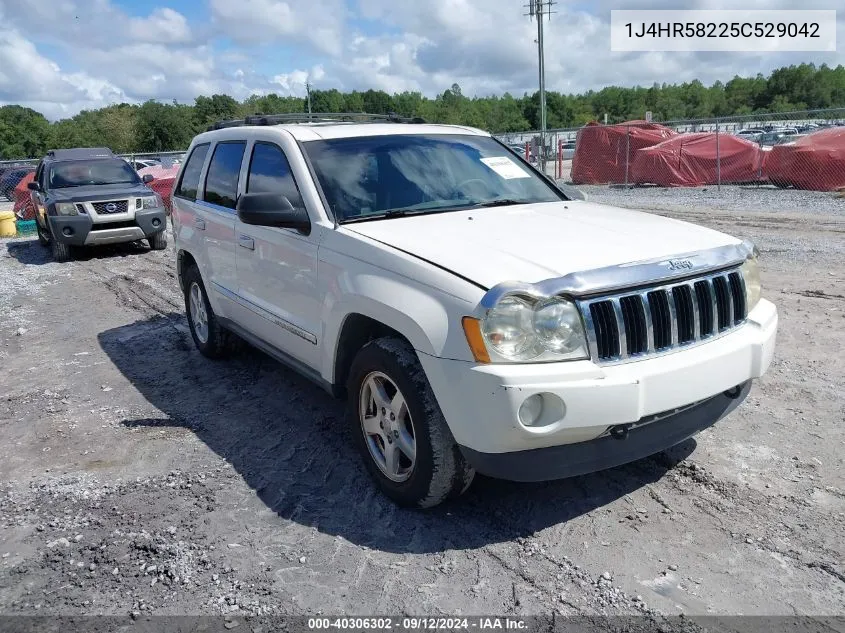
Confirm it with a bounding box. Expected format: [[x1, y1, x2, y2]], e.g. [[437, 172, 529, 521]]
[[152, 218, 161, 227], [518, 394, 544, 426], [62, 227, 73, 237]]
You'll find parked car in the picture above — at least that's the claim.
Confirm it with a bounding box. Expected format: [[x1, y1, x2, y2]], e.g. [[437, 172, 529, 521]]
[[171, 114, 778, 508], [736, 129, 764, 138], [1, 167, 36, 201], [130, 158, 161, 172], [756, 132, 789, 146], [28, 147, 168, 261]]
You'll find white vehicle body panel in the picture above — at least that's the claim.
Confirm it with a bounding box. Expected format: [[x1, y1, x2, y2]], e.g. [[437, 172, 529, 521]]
[[172, 120, 778, 471]]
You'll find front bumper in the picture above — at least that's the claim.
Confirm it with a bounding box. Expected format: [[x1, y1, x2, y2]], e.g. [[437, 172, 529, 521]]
[[419, 298, 777, 475], [48, 208, 166, 246], [461, 381, 750, 481]]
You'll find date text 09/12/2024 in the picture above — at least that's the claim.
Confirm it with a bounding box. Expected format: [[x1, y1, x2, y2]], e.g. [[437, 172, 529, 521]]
[[307, 617, 528, 630]]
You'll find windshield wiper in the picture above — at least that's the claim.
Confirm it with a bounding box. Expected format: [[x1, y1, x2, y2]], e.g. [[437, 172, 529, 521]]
[[467, 198, 528, 208], [342, 207, 449, 224]]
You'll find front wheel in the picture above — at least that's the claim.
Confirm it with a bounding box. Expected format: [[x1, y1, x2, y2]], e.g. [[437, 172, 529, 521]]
[[50, 237, 72, 262], [148, 231, 167, 250], [36, 219, 49, 247], [346, 337, 474, 508]]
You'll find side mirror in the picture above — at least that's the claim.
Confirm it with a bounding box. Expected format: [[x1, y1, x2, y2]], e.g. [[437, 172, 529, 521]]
[[27, 181, 39, 191], [142, 174, 154, 184], [236, 192, 311, 234], [555, 180, 587, 201]]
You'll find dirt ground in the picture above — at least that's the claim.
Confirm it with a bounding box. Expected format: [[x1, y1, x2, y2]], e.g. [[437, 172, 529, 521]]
[[0, 197, 843, 618]]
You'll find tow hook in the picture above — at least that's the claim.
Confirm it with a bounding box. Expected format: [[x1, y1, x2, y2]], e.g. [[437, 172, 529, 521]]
[[609, 424, 632, 440], [723, 385, 743, 400]]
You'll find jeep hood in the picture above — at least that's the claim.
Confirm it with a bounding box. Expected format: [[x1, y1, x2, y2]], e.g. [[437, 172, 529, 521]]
[[343, 201, 739, 289]]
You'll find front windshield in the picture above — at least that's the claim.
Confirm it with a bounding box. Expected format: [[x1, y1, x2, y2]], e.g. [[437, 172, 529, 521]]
[[303, 134, 563, 222], [48, 160, 141, 189]]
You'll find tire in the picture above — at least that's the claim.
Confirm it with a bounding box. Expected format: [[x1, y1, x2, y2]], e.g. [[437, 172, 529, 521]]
[[36, 219, 49, 247], [148, 231, 167, 250], [50, 237, 72, 262], [182, 264, 235, 359], [346, 337, 475, 508]]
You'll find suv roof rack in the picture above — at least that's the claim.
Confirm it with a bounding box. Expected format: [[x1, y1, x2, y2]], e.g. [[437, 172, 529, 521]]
[[206, 112, 426, 132], [46, 147, 115, 161]]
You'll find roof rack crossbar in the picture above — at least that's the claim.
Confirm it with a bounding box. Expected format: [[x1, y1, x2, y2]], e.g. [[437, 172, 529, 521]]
[[206, 112, 426, 131]]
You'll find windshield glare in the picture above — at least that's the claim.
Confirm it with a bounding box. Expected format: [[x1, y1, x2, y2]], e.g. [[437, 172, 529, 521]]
[[303, 134, 563, 222], [49, 160, 141, 189]]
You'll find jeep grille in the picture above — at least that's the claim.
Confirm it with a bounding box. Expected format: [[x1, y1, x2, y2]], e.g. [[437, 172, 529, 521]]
[[577, 269, 746, 364]]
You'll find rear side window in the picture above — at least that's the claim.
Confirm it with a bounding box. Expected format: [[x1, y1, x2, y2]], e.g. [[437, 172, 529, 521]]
[[175, 143, 210, 200], [204, 142, 246, 209], [246, 143, 304, 209]]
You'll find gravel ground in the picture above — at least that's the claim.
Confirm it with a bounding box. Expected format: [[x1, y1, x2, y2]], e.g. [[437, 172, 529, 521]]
[[0, 196, 843, 619], [581, 184, 845, 217]]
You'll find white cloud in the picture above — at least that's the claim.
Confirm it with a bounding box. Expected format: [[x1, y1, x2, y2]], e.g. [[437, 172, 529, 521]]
[[1, 0, 843, 121], [209, 0, 346, 56], [0, 28, 127, 119], [128, 8, 193, 44]]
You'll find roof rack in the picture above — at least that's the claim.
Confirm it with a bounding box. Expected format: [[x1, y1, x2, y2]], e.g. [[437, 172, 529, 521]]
[[46, 147, 115, 161], [206, 112, 426, 132]]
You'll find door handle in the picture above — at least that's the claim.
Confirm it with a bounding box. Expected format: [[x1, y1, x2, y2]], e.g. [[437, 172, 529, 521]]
[[194, 218, 206, 230], [238, 234, 255, 250]]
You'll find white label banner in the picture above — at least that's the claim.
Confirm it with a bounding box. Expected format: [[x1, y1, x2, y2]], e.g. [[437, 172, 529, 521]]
[[610, 10, 836, 52], [480, 156, 531, 179]]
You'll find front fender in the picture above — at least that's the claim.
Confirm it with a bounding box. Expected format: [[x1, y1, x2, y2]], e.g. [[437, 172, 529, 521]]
[[320, 272, 478, 385]]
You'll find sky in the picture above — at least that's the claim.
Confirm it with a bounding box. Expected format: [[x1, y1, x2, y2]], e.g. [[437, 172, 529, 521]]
[[0, 0, 843, 121]]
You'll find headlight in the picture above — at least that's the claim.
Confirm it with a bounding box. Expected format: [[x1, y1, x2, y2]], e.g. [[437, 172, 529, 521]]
[[532, 298, 588, 356], [481, 296, 543, 361], [139, 195, 161, 209], [55, 202, 77, 216], [468, 294, 589, 363], [740, 243, 762, 311]]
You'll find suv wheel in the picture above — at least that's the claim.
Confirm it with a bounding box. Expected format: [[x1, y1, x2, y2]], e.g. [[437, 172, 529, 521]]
[[36, 219, 50, 247], [50, 236, 72, 262], [346, 337, 475, 508], [148, 231, 167, 250], [183, 264, 235, 359]]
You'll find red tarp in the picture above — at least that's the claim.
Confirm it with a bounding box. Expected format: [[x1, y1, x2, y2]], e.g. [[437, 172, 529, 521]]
[[762, 127, 845, 191], [13, 172, 36, 220], [630, 133, 765, 187], [571, 121, 678, 184], [138, 164, 180, 213]]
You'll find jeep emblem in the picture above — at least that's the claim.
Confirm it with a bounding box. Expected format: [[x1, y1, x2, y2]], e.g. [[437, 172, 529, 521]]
[[667, 258, 694, 271]]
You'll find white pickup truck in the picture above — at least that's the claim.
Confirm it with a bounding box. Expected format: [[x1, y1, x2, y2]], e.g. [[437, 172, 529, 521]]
[[171, 114, 778, 508]]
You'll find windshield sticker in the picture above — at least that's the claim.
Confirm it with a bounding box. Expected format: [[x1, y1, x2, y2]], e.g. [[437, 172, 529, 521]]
[[480, 156, 531, 179]]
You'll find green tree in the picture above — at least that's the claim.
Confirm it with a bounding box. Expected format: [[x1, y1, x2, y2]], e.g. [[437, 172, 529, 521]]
[[0, 105, 51, 159], [134, 101, 195, 152]]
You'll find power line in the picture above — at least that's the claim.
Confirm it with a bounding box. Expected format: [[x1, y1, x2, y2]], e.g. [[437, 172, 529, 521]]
[[524, 0, 556, 172]]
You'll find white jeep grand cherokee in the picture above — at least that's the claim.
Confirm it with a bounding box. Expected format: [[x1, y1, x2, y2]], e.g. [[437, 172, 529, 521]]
[[171, 114, 778, 508]]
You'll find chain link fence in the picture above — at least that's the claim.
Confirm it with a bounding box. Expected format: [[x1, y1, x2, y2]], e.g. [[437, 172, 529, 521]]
[[4, 110, 844, 211], [496, 107, 845, 193]]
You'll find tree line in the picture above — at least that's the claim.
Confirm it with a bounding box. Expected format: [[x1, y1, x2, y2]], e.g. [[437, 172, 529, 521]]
[[1, 63, 844, 160]]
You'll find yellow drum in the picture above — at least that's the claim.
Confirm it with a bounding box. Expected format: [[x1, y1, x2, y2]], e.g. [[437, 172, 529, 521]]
[[0, 211, 17, 237]]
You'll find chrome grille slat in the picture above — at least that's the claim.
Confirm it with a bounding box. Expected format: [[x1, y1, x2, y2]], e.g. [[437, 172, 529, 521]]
[[689, 282, 701, 341], [639, 291, 655, 353], [665, 288, 679, 346], [577, 267, 746, 365], [610, 298, 628, 359]]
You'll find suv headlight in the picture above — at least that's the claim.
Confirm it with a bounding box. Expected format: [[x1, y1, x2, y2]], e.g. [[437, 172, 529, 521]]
[[464, 294, 589, 363], [138, 195, 162, 209], [55, 202, 77, 216], [740, 242, 762, 311]]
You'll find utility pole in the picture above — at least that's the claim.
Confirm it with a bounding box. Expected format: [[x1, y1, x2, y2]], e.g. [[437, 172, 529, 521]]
[[305, 81, 312, 121], [525, 0, 555, 174]]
